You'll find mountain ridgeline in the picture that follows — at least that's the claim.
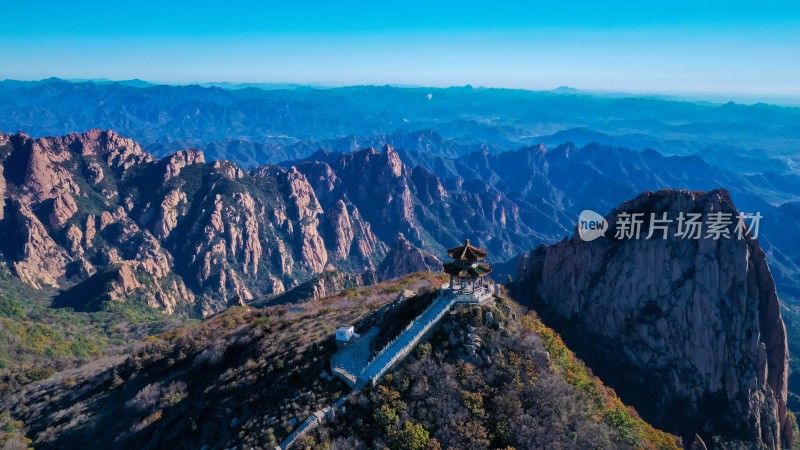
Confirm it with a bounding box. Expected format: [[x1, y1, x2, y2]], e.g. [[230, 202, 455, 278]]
[[3, 274, 683, 450], [3, 129, 800, 318], [0, 129, 542, 316], [4, 79, 800, 168]]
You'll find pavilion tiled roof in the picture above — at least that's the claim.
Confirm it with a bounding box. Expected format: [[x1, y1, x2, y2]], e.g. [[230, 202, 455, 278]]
[[446, 239, 488, 261]]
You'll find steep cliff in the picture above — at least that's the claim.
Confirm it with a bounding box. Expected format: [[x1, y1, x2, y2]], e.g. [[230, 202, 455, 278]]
[[512, 189, 790, 448], [0, 130, 191, 312]]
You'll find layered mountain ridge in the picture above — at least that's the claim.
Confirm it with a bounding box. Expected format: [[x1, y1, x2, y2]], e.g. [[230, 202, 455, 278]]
[[0, 130, 380, 315], [0, 130, 544, 316], [2, 80, 800, 449], [4, 79, 800, 167], [4, 128, 800, 325]]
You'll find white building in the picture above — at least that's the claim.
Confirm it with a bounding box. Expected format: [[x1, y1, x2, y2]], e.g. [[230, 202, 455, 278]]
[[336, 325, 355, 342]]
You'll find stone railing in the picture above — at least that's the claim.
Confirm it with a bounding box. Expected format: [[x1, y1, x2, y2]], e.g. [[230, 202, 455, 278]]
[[358, 291, 457, 385]]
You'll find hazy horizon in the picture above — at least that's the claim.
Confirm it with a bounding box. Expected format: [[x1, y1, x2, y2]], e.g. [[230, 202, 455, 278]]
[[4, 1, 800, 103], [6, 76, 800, 107]]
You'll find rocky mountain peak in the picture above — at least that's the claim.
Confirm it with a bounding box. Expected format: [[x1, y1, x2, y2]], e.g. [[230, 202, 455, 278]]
[[161, 149, 205, 180], [380, 144, 404, 178], [65, 128, 153, 172], [513, 188, 790, 448], [546, 141, 576, 162], [376, 233, 441, 281], [0, 130, 656, 321]]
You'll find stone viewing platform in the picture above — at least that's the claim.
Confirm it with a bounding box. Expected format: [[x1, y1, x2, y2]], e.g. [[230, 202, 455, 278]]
[[442, 282, 497, 304], [330, 326, 379, 386], [356, 290, 458, 387], [334, 238, 498, 387]]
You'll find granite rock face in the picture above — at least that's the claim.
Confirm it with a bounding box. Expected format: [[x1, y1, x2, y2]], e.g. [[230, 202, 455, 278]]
[[326, 199, 381, 261], [10, 200, 70, 289], [294, 144, 542, 264], [513, 189, 790, 448], [377, 233, 442, 281], [0, 130, 551, 316], [0, 131, 399, 316]]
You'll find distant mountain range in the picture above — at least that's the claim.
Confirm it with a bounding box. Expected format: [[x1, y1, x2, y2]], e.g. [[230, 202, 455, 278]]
[[2, 79, 800, 168]]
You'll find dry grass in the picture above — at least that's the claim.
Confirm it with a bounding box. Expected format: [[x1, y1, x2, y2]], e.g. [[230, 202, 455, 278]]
[[2, 272, 439, 449]]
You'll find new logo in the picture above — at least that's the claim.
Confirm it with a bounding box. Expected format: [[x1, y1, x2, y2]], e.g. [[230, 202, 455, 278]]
[[578, 210, 607, 241]]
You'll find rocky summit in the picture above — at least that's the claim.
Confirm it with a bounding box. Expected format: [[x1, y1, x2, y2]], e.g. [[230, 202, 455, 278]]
[[3, 273, 682, 450], [513, 189, 790, 448], [0, 130, 551, 317], [376, 233, 442, 281], [0, 130, 385, 316]]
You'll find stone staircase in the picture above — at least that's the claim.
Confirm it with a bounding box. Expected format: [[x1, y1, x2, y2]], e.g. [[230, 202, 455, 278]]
[[275, 390, 355, 450], [276, 285, 495, 449], [357, 291, 458, 386], [276, 409, 327, 450]]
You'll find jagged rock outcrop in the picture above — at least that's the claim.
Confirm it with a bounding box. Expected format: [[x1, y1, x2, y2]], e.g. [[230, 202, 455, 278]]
[[0, 160, 6, 220], [185, 191, 260, 310], [278, 167, 328, 272], [71, 128, 153, 171], [265, 269, 376, 305], [94, 262, 193, 315], [0, 131, 198, 314], [65, 224, 84, 256], [10, 201, 70, 288], [0, 129, 544, 316], [47, 192, 78, 229], [213, 160, 244, 179], [513, 189, 790, 448], [376, 233, 441, 281], [346, 206, 381, 259], [296, 161, 338, 204], [303, 271, 364, 302], [328, 200, 354, 259], [15, 134, 81, 203], [294, 144, 542, 263], [326, 199, 382, 261], [153, 189, 187, 240], [84, 215, 96, 247], [161, 149, 205, 181], [267, 275, 285, 295], [298, 145, 420, 246]]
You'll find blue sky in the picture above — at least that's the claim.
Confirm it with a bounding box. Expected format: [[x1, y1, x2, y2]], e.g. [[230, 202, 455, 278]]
[[3, 1, 800, 98]]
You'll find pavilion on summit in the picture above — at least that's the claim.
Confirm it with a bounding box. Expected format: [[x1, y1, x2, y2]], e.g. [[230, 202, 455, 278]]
[[443, 239, 492, 294]]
